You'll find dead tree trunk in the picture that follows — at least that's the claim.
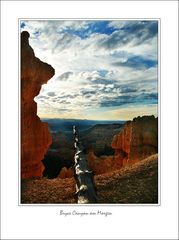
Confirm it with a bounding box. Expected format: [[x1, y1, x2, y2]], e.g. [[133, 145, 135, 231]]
[[73, 125, 97, 204]]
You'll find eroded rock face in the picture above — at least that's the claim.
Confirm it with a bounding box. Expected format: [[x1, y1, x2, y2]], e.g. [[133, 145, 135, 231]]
[[21, 31, 55, 178], [111, 116, 158, 167]]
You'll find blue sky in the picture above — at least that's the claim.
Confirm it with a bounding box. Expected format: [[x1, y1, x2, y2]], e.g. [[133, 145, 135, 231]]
[[60, 21, 118, 39], [21, 20, 158, 120]]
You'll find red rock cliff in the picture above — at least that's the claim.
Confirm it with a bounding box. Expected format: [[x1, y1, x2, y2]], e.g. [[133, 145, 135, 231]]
[[21, 31, 55, 179], [111, 116, 158, 167]]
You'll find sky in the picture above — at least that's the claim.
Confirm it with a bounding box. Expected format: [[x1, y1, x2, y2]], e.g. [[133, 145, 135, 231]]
[[21, 20, 158, 120]]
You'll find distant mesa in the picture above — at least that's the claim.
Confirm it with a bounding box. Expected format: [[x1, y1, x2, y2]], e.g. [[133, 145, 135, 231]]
[[21, 31, 55, 178]]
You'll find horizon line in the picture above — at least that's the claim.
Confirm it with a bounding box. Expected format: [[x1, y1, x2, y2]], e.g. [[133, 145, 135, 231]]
[[41, 117, 128, 121], [40, 114, 157, 122]]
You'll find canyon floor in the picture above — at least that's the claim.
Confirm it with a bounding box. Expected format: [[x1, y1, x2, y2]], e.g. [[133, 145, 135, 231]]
[[21, 154, 158, 204]]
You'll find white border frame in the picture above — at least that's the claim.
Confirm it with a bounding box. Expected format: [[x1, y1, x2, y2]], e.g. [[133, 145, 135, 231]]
[[1, 1, 178, 239]]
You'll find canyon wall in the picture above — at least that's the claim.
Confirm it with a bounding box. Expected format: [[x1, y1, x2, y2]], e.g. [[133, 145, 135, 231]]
[[112, 115, 158, 167], [87, 115, 158, 175], [21, 31, 55, 178]]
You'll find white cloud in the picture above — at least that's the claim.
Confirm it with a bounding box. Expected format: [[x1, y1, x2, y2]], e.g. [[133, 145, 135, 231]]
[[21, 20, 158, 120]]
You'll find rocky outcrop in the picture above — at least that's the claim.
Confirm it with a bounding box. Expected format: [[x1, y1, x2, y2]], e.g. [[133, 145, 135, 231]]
[[87, 150, 118, 175], [112, 115, 158, 167], [21, 31, 55, 178], [58, 167, 74, 179]]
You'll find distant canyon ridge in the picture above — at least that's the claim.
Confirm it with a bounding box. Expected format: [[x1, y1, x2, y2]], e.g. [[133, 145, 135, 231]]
[[43, 115, 157, 178]]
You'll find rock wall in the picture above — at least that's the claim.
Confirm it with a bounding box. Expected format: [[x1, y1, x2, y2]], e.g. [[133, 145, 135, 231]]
[[111, 115, 158, 167], [21, 31, 55, 178]]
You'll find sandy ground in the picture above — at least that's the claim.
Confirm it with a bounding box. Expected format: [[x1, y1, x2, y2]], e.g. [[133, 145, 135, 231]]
[[21, 154, 158, 204]]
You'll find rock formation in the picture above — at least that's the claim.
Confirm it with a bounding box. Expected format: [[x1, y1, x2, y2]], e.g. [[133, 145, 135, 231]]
[[21, 31, 55, 178], [87, 150, 116, 175], [112, 115, 158, 167], [58, 167, 74, 179], [58, 167, 68, 179]]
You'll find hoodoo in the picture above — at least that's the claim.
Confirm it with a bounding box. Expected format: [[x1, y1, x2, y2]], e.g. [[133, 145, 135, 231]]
[[21, 31, 55, 178], [112, 115, 158, 167]]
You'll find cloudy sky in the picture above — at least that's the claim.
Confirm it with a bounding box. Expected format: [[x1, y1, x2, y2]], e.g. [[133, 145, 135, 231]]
[[21, 20, 158, 120]]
